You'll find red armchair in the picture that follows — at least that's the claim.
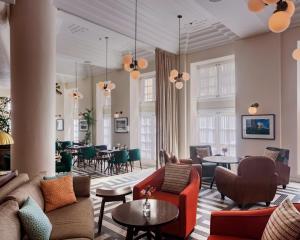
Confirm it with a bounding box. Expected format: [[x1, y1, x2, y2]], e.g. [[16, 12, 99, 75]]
[[133, 167, 200, 239], [208, 203, 300, 240]]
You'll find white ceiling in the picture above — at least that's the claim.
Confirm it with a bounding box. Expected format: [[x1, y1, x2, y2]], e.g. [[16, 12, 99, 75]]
[[1, 0, 300, 85]]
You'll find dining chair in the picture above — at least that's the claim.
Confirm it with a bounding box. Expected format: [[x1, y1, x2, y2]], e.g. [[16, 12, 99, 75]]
[[128, 149, 142, 171], [111, 150, 129, 175], [95, 145, 109, 171], [56, 151, 72, 173], [79, 146, 97, 169]]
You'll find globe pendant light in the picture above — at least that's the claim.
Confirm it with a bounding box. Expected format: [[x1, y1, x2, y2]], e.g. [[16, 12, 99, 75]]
[[122, 0, 148, 80], [292, 48, 300, 61], [98, 37, 116, 97], [248, 0, 295, 33], [169, 15, 190, 90], [70, 62, 84, 100]]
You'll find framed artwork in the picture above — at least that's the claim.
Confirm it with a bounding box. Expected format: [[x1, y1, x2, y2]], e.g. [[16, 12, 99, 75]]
[[79, 120, 88, 132], [114, 117, 128, 133], [241, 114, 275, 140], [56, 119, 64, 131]]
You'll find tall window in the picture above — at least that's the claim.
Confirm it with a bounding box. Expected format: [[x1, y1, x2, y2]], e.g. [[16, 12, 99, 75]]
[[139, 72, 156, 162], [191, 56, 236, 155]]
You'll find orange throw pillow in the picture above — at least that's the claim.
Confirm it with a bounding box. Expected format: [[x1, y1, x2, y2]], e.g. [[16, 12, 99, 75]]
[[40, 175, 77, 212]]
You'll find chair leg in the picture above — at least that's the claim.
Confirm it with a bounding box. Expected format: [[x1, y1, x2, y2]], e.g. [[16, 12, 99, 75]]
[[266, 202, 271, 207], [221, 194, 225, 200], [130, 161, 133, 172], [139, 160, 142, 170], [283, 185, 286, 189]]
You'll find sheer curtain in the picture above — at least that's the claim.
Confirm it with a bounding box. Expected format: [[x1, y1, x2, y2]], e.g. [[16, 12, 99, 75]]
[[155, 48, 179, 168]]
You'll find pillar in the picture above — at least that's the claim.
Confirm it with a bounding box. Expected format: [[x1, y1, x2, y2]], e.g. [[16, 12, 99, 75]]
[[10, 0, 56, 177]]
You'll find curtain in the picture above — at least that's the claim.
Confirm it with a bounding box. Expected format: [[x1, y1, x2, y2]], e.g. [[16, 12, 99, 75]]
[[155, 48, 179, 168]]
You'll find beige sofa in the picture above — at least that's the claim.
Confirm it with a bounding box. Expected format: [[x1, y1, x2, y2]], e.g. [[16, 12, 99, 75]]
[[0, 175, 94, 240]]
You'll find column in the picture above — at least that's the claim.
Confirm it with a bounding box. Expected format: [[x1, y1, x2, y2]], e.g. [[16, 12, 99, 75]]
[[10, 0, 56, 177]]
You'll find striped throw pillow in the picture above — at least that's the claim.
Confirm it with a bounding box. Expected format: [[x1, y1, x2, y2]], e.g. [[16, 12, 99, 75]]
[[262, 198, 300, 240], [161, 163, 192, 194]]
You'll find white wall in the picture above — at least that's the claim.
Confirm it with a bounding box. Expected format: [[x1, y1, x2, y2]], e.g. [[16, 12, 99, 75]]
[[185, 27, 300, 181]]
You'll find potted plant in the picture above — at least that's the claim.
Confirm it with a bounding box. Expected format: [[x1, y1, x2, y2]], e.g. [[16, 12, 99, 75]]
[[80, 108, 95, 145]]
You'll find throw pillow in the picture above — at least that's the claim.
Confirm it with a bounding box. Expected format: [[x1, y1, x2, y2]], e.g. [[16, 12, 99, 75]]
[[261, 198, 300, 240], [18, 197, 52, 240], [196, 147, 210, 159], [40, 175, 77, 212], [0, 170, 18, 187], [264, 149, 279, 161], [161, 163, 192, 194]]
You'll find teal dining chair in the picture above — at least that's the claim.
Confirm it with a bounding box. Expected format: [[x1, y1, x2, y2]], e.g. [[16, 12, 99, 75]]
[[111, 150, 129, 175], [128, 149, 142, 171], [56, 151, 72, 173], [79, 146, 97, 169]]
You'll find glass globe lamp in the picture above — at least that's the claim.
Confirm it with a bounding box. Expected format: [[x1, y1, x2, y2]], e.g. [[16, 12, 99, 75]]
[[170, 69, 178, 78], [175, 81, 183, 89], [286, 0, 295, 17], [182, 72, 190, 81], [138, 58, 148, 69], [263, 0, 279, 4], [248, 0, 265, 12], [268, 11, 291, 33], [98, 81, 105, 89], [169, 75, 176, 83], [123, 54, 132, 65], [130, 69, 140, 80], [248, 106, 257, 115], [292, 48, 300, 61]]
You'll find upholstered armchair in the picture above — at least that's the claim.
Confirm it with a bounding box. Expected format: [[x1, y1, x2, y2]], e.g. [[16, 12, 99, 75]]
[[208, 203, 300, 240], [133, 167, 200, 239], [265, 147, 290, 189], [215, 156, 277, 208], [190, 145, 217, 179], [56, 151, 72, 173]]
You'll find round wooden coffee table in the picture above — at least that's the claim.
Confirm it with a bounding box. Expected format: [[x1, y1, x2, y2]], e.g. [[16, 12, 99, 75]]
[[112, 199, 179, 240], [96, 186, 132, 233], [203, 155, 240, 189]]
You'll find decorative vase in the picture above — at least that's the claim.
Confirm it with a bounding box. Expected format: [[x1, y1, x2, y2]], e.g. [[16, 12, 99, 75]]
[[143, 199, 151, 217]]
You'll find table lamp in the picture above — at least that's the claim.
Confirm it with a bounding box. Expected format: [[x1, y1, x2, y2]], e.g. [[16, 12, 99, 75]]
[[0, 131, 14, 145]]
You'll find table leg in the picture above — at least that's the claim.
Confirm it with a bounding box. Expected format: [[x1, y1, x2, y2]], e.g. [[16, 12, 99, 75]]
[[154, 228, 161, 240], [122, 195, 126, 203], [210, 163, 219, 189], [126, 227, 134, 240], [98, 199, 106, 233], [146, 231, 152, 240], [227, 163, 231, 170]]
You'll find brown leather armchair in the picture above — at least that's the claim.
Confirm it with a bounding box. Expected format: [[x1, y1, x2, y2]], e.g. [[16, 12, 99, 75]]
[[215, 156, 277, 208]]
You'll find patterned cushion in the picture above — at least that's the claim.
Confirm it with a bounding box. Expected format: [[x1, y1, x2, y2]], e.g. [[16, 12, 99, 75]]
[[196, 147, 210, 159], [264, 149, 279, 161], [0, 200, 21, 240], [18, 197, 52, 240], [40, 175, 77, 212], [161, 163, 192, 194], [262, 198, 300, 240]]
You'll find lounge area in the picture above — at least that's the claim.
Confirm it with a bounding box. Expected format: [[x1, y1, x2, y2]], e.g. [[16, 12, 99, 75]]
[[0, 0, 300, 240]]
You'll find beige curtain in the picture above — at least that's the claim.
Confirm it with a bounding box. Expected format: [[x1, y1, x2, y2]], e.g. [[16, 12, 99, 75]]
[[155, 48, 179, 168]]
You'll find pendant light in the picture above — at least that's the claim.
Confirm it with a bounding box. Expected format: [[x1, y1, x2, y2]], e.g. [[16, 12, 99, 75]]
[[169, 15, 190, 90], [70, 62, 83, 100], [98, 37, 116, 96], [248, 0, 295, 33], [122, 0, 148, 80], [292, 48, 300, 61]]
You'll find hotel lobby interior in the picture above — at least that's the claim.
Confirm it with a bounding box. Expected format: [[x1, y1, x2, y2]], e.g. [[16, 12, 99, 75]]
[[0, 0, 300, 239]]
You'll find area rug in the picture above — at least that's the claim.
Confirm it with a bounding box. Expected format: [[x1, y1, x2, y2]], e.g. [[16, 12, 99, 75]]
[[90, 169, 300, 240]]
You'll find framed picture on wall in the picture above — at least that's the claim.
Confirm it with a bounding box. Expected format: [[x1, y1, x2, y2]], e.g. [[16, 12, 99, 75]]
[[79, 120, 88, 132], [241, 114, 275, 140], [56, 119, 64, 131], [114, 117, 128, 133]]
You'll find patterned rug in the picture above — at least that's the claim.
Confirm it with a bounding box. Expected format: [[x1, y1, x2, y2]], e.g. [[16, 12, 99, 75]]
[[90, 169, 300, 240]]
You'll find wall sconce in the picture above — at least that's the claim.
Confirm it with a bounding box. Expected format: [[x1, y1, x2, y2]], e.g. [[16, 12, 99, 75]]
[[114, 111, 123, 118], [248, 103, 259, 115]]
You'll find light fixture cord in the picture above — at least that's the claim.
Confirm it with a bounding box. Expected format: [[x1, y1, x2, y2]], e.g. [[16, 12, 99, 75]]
[[178, 16, 181, 74], [134, 0, 137, 62], [75, 62, 78, 90], [105, 36, 108, 83]]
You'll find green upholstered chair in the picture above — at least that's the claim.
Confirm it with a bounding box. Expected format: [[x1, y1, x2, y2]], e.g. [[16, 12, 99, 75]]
[[79, 146, 97, 169], [60, 141, 73, 150], [56, 151, 72, 173], [128, 149, 142, 171], [111, 150, 129, 174]]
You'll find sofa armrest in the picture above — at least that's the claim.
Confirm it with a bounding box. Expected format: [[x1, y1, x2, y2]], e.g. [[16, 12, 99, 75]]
[[210, 207, 276, 239], [73, 176, 90, 198], [133, 168, 165, 200], [179, 168, 200, 232], [215, 167, 240, 198]]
